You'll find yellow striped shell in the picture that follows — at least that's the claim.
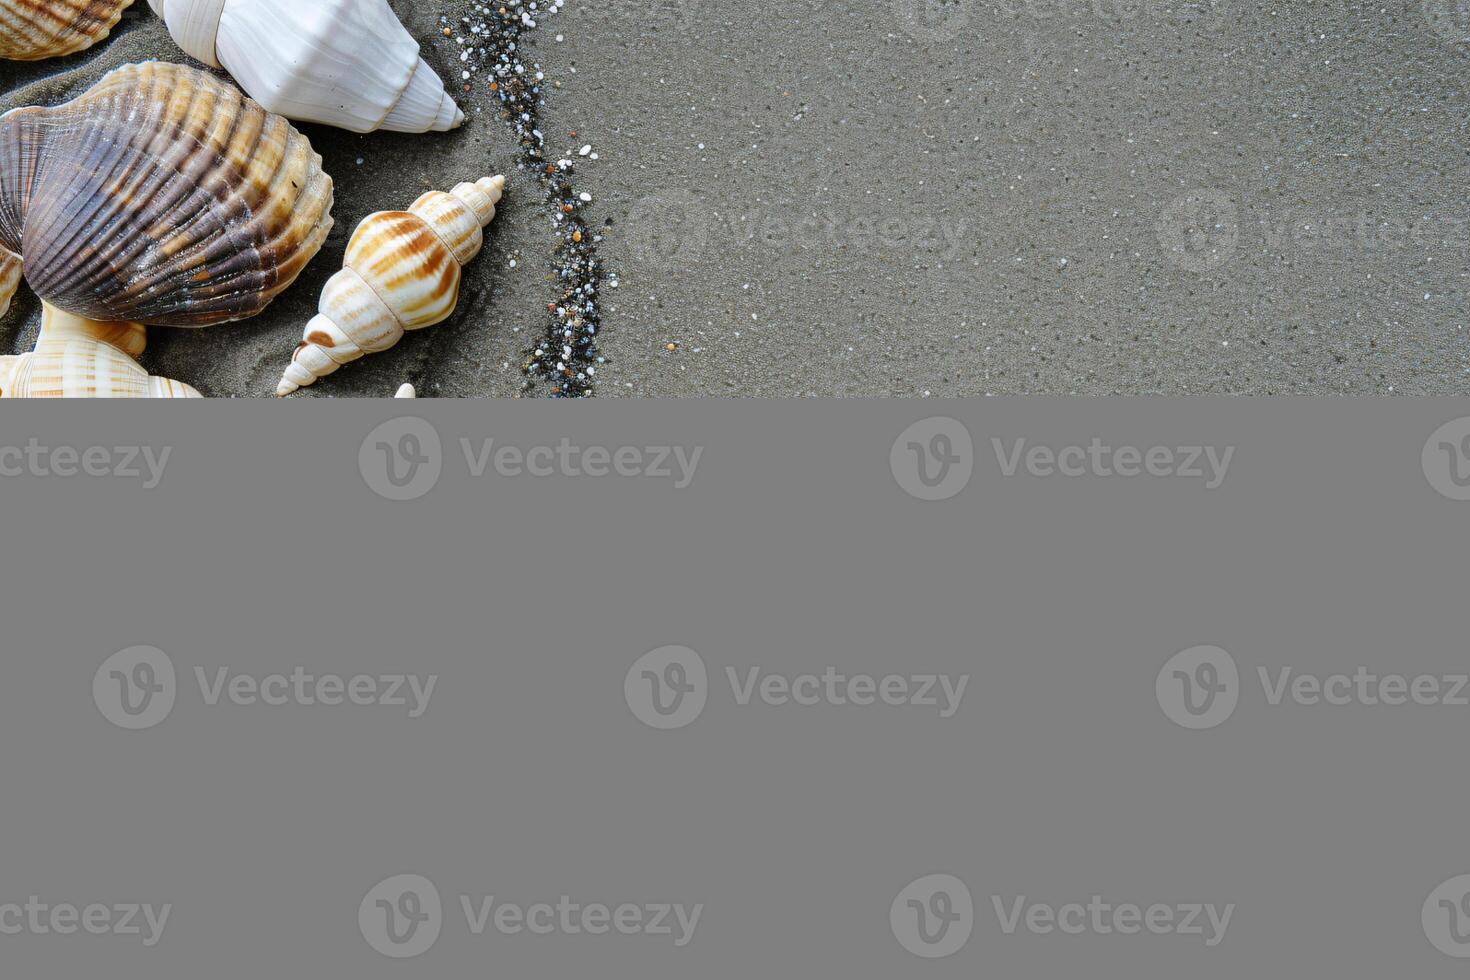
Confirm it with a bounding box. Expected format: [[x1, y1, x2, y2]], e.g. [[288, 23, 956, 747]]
[[0, 0, 133, 60], [277, 176, 504, 395], [0, 61, 334, 328], [0, 309, 200, 397], [0, 246, 19, 320]]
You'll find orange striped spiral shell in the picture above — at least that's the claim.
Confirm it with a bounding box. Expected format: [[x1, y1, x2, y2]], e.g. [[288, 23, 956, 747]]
[[277, 175, 504, 396]]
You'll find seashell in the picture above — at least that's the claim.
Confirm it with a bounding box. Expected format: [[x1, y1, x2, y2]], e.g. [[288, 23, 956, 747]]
[[0, 246, 19, 320], [395, 382, 415, 398], [277, 175, 504, 396], [0, 61, 334, 329], [0, 305, 201, 397], [0, 0, 133, 60], [147, 0, 463, 133]]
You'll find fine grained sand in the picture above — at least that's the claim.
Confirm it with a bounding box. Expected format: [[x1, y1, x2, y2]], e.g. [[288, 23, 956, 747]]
[[2, 0, 1467, 396]]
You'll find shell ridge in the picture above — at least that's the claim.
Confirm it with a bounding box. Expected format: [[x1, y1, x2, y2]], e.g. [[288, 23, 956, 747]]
[[411, 192, 473, 265], [24, 108, 181, 308], [0, 0, 132, 60], [28, 114, 144, 287], [345, 212, 423, 331], [129, 83, 267, 318]]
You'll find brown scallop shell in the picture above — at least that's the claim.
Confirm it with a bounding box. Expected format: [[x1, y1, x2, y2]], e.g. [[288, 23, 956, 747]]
[[0, 61, 334, 327], [0, 0, 134, 60]]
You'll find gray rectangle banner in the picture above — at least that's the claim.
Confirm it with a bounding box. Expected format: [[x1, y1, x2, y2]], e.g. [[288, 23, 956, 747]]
[[1, 398, 1467, 977]]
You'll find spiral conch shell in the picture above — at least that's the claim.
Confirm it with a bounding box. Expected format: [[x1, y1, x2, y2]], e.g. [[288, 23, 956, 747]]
[[277, 176, 505, 396], [0, 0, 133, 60], [0, 307, 200, 397], [0, 61, 334, 333], [147, 0, 463, 133]]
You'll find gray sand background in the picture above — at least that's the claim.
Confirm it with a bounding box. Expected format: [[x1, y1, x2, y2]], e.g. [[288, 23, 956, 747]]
[[2, 0, 1467, 396]]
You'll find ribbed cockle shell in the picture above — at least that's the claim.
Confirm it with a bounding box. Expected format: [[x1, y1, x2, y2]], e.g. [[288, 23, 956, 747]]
[[277, 176, 504, 396], [0, 61, 334, 328], [0, 0, 133, 60], [147, 0, 463, 133], [0, 307, 200, 397]]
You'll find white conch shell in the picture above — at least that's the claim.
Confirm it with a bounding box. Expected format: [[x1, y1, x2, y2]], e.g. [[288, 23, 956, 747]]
[[0, 0, 133, 60], [395, 382, 415, 398], [277, 175, 505, 396], [0, 304, 201, 397], [147, 0, 464, 133]]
